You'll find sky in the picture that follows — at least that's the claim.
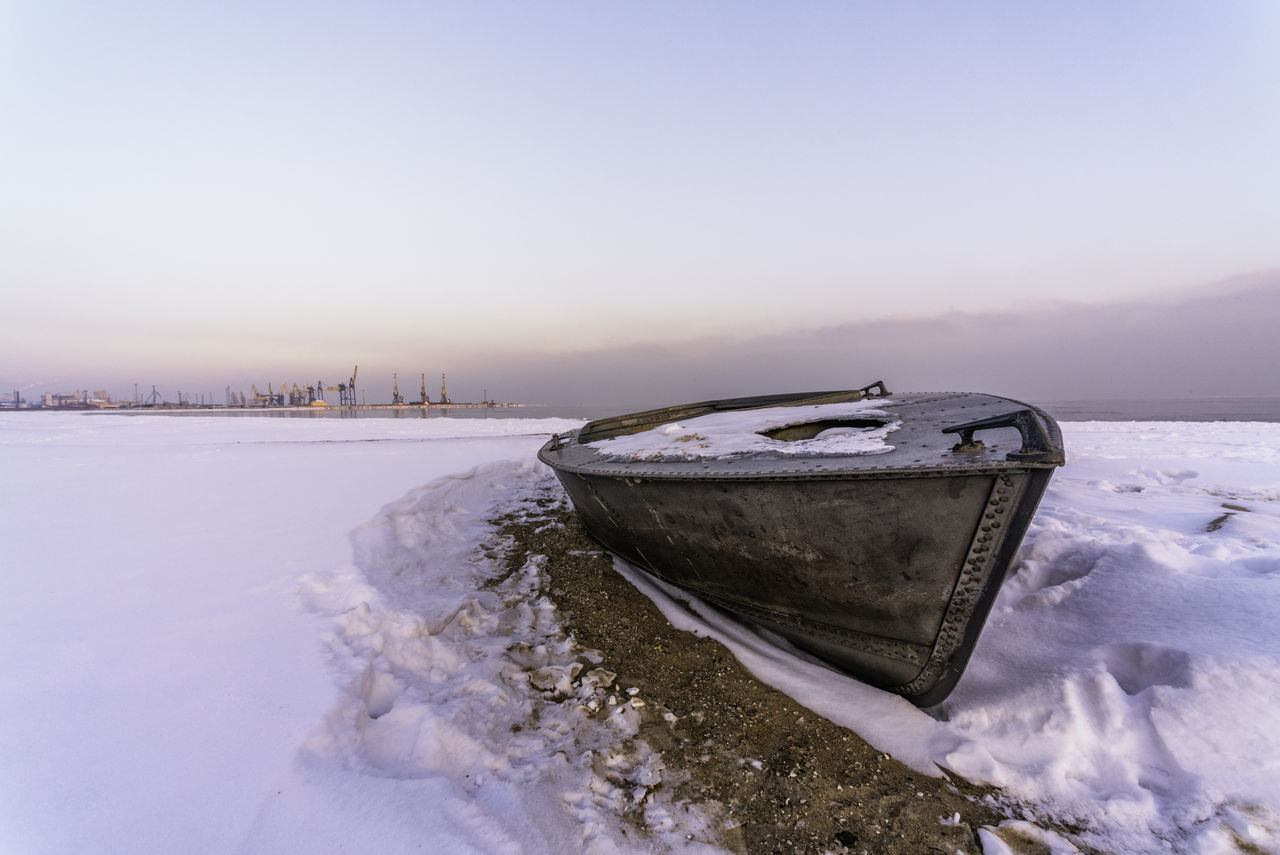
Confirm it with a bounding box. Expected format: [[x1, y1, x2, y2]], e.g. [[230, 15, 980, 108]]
[[2, 1, 1278, 405]]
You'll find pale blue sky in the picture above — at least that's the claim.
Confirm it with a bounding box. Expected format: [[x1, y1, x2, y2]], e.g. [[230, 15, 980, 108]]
[[2, 1, 1277, 402]]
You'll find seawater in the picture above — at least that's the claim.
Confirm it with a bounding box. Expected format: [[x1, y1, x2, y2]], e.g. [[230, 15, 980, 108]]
[[1039, 397, 1280, 422], [160, 398, 1280, 423]]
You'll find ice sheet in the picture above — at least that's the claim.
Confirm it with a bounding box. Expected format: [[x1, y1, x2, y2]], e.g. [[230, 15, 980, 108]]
[[5, 412, 1279, 854]]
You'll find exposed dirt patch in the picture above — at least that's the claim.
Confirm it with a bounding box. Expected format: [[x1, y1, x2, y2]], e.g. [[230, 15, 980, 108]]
[[492, 487, 1095, 855]]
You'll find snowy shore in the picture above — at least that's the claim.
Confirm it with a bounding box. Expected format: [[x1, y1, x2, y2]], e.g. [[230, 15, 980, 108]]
[[2, 412, 1278, 853]]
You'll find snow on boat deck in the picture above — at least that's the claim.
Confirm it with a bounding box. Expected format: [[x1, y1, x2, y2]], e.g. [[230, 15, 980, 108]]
[[586, 400, 899, 459]]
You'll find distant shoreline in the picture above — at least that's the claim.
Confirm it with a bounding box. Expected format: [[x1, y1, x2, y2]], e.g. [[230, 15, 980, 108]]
[[6, 396, 1280, 423]]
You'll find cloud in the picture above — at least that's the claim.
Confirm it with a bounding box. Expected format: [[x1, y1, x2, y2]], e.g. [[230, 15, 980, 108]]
[[470, 271, 1280, 407]]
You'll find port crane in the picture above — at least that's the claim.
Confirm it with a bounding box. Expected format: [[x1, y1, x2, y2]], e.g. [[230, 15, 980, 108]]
[[340, 365, 357, 406], [391, 372, 403, 405], [316, 366, 358, 406], [287, 383, 313, 406], [250, 384, 284, 406], [413, 374, 430, 406]]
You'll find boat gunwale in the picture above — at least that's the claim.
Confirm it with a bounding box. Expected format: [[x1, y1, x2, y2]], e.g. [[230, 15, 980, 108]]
[[537, 456, 1059, 481]]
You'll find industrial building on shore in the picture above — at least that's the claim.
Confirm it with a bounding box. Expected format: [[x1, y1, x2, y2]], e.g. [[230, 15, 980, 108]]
[[4, 367, 521, 411]]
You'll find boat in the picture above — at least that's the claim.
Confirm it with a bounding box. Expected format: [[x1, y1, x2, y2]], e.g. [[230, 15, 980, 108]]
[[537, 382, 1065, 706]]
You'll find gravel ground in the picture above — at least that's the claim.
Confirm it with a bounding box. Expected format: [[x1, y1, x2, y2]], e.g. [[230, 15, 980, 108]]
[[492, 487, 1095, 855]]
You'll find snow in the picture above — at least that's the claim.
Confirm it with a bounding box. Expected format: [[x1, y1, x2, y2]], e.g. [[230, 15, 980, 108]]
[[622, 420, 1280, 854], [3, 411, 1279, 854], [587, 400, 898, 459]]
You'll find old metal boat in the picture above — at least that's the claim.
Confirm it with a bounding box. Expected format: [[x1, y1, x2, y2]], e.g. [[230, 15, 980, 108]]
[[537, 382, 1065, 705]]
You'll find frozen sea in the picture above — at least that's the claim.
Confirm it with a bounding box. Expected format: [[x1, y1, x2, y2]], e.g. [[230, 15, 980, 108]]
[[2, 404, 1279, 854]]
